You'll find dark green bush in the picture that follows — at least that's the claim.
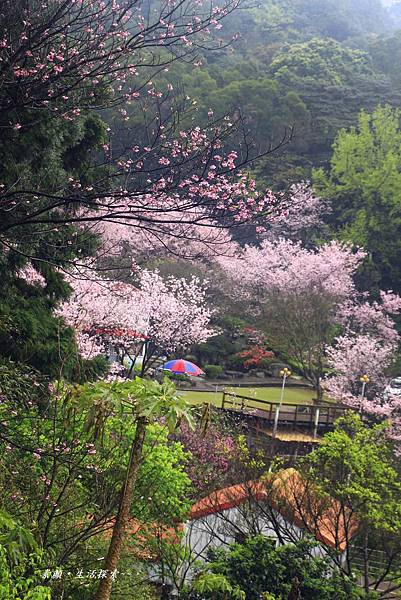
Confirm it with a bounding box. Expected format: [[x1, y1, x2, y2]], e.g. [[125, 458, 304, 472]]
[[204, 364, 224, 378], [163, 371, 191, 384]]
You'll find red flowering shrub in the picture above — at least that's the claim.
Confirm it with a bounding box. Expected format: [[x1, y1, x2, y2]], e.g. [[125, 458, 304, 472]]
[[238, 345, 274, 369], [236, 327, 274, 369]]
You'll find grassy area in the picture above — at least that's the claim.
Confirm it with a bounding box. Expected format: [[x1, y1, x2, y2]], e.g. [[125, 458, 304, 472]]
[[180, 386, 317, 409]]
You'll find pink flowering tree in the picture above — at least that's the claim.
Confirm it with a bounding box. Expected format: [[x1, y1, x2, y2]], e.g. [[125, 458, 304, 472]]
[[324, 292, 401, 437], [338, 290, 401, 348], [222, 237, 401, 415], [324, 333, 401, 443], [1, 0, 243, 122], [173, 420, 238, 497], [221, 239, 364, 299], [324, 334, 396, 407], [0, 0, 287, 269], [58, 268, 215, 376], [220, 238, 401, 412], [94, 209, 239, 266], [265, 182, 331, 244], [16, 263, 46, 288], [222, 238, 401, 404], [221, 240, 366, 400]]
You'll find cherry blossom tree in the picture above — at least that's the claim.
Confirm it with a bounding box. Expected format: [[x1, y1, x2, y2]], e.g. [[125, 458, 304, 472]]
[[324, 333, 401, 445], [221, 239, 399, 402], [94, 209, 239, 266], [338, 290, 401, 347], [0, 0, 289, 269], [0, 0, 243, 121], [323, 289, 401, 439], [221, 239, 365, 301], [173, 420, 238, 496], [324, 334, 396, 407], [16, 262, 46, 288], [58, 267, 215, 375], [265, 183, 331, 244], [324, 288, 401, 401]]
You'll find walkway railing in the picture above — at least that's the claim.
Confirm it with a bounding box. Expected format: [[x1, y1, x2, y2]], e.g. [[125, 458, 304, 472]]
[[221, 390, 349, 439]]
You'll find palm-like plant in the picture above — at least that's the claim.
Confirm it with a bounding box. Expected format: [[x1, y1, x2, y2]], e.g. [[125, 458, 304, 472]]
[[193, 572, 246, 600], [79, 377, 194, 600]]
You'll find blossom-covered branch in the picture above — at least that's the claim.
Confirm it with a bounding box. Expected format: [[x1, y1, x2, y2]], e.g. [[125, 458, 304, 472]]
[[58, 267, 215, 374], [0, 0, 292, 268]]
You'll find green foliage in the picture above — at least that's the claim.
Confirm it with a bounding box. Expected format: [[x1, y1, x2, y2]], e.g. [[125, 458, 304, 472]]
[[0, 240, 106, 381], [3, 2, 401, 597], [0, 359, 50, 409], [203, 364, 224, 379], [0, 378, 192, 571], [301, 412, 401, 533], [163, 370, 191, 384], [0, 108, 106, 274], [132, 424, 192, 524], [0, 112, 107, 195], [104, 0, 401, 192], [60, 556, 157, 600], [190, 536, 365, 600], [0, 97, 108, 380], [221, 0, 392, 52], [314, 104, 401, 292], [192, 572, 245, 599], [369, 29, 401, 86], [78, 376, 195, 432], [0, 269, 76, 378], [297, 414, 401, 591], [192, 316, 249, 370], [266, 37, 399, 180], [173, 0, 401, 188], [0, 511, 50, 599], [282, 0, 392, 39], [269, 38, 374, 87]]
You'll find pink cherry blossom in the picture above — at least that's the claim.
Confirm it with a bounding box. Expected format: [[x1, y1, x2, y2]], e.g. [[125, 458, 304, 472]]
[[1, 0, 285, 267], [17, 263, 46, 287], [221, 237, 401, 419], [265, 183, 331, 242], [93, 209, 238, 264], [339, 292, 401, 346], [57, 267, 215, 370], [324, 334, 395, 405], [220, 239, 365, 301]]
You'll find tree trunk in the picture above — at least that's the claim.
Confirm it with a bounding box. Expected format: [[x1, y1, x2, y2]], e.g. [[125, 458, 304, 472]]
[[94, 416, 148, 600], [288, 576, 301, 600], [314, 377, 324, 405], [363, 531, 370, 595]]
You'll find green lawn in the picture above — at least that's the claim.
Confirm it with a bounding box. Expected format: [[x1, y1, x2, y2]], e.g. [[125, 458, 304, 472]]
[[180, 386, 318, 410]]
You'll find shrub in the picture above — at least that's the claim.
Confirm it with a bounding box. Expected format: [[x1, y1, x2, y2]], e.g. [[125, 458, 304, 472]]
[[0, 511, 51, 599], [204, 364, 224, 378], [173, 419, 238, 496], [225, 354, 247, 371], [163, 371, 191, 384], [192, 536, 368, 600], [184, 354, 198, 364]]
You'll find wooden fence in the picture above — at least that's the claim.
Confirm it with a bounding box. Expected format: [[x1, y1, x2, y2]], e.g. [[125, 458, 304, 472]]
[[221, 390, 349, 439]]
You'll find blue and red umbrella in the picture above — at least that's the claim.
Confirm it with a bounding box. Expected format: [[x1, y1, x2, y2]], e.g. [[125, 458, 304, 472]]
[[161, 359, 204, 377]]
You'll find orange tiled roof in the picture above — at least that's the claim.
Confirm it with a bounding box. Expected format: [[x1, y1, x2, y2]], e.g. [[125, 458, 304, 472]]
[[102, 469, 356, 556], [190, 480, 266, 520], [189, 468, 357, 552]]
